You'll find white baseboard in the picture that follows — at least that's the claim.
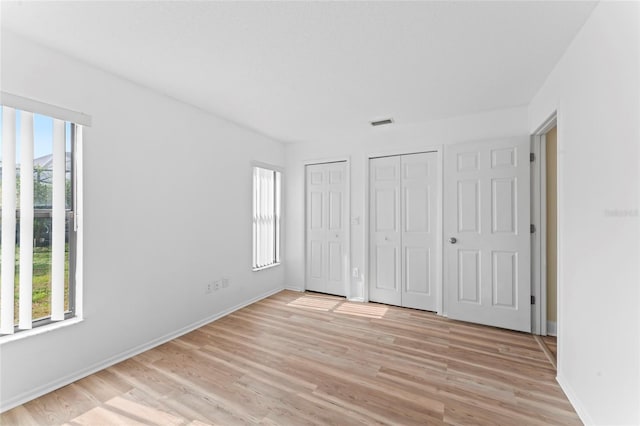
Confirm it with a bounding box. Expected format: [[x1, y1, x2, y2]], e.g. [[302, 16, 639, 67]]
[[0, 286, 283, 413], [284, 285, 304, 292], [556, 373, 594, 425], [547, 321, 557, 336]]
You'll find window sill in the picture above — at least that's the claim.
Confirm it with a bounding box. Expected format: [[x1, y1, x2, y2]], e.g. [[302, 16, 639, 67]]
[[253, 262, 281, 272], [0, 317, 83, 345]]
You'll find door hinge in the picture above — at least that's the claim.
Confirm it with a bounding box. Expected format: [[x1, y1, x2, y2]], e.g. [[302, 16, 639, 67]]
[[531, 295, 535, 305], [530, 224, 536, 233], [530, 153, 535, 162]]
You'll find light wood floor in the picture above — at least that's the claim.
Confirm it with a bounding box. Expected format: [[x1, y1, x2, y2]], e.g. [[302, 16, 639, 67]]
[[541, 336, 558, 361], [1, 290, 581, 425]]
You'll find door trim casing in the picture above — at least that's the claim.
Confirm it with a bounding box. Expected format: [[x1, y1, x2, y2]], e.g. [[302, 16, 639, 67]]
[[365, 146, 443, 314], [303, 157, 352, 299], [531, 113, 558, 336]]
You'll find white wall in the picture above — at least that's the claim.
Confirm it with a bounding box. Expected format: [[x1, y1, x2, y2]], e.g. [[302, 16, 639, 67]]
[[284, 106, 529, 300], [0, 31, 285, 410], [528, 2, 639, 424]]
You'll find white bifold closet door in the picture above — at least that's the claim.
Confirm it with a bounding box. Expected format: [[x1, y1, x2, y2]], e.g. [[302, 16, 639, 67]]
[[305, 162, 347, 296], [369, 152, 438, 311]]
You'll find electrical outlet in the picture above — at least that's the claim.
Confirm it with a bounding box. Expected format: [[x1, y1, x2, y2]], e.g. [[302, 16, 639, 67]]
[[205, 283, 212, 294], [214, 281, 220, 291], [221, 278, 229, 288]]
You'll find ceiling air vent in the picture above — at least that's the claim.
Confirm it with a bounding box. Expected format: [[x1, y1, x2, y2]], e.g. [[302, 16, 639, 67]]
[[370, 118, 394, 127]]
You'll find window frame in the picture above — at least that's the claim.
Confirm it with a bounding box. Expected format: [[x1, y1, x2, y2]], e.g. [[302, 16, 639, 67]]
[[251, 162, 283, 271], [0, 93, 87, 340]]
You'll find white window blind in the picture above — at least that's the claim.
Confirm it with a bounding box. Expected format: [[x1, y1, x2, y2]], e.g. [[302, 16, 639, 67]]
[[252, 166, 281, 270], [19, 111, 34, 329], [1, 107, 17, 333], [0, 103, 80, 335]]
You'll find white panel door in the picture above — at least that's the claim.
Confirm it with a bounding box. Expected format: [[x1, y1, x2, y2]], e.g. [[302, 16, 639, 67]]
[[401, 153, 438, 311], [305, 162, 347, 296], [325, 162, 347, 296], [369, 152, 438, 311], [444, 138, 531, 332], [369, 156, 402, 306], [306, 164, 325, 293]]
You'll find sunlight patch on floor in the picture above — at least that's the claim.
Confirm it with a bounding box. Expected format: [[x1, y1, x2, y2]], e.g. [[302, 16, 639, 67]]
[[287, 295, 341, 311], [69, 405, 148, 426], [287, 294, 388, 318], [105, 396, 184, 425], [334, 302, 388, 319], [69, 396, 184, 426]]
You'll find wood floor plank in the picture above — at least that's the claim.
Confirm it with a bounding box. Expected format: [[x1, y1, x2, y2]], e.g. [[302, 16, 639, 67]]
[[1, 290, 581, 425], [0, 405, 41, 426], [536, 335, 558, 369]]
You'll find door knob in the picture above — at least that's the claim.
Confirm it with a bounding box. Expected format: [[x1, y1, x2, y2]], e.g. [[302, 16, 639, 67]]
[[449, 237, 457, 244]]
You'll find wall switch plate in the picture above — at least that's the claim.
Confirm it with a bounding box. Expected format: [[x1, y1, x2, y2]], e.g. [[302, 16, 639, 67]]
[[352, 268, 359, 278]]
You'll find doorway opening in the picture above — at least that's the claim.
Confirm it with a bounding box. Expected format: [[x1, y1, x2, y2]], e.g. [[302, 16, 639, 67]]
[[531, 113, 558, 364], [545, 126, 558, 338]]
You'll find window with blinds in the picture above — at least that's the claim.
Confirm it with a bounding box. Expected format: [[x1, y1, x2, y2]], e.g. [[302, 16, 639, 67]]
[[0, 103, 81, 335], [252, 165, 281, 270]]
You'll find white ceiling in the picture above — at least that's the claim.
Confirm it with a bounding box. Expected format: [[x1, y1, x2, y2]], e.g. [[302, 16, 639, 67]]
[[1, 1, 596, 144]]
